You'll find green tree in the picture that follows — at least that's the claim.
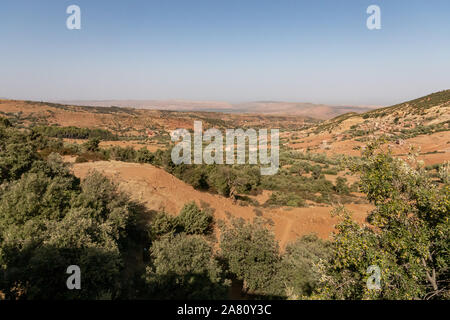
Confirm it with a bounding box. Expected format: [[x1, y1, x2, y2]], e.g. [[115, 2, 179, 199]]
[[219, 218, 280, 294], [144, 233, 229, 299], [149, 211, 180, 238], [0, 135, 144, 299], [177, 202, 213, 235], [135, 147, 155, 163], [0, 117, 11, 127], [83, 137, 100, 152], [0, 125, 41, 183], [0, 159, 124, 299], [311, 166, 322, 180], [334, 176, 350, 195], [315, 141, 450, 300], [277, 234, 332, 298]]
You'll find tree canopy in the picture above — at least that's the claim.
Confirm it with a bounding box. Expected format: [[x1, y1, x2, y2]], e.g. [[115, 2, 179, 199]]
[[315, 141, 449, 299]]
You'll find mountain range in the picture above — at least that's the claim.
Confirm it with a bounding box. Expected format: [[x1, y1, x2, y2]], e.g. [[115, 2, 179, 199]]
[[53, 99, 379, 120]]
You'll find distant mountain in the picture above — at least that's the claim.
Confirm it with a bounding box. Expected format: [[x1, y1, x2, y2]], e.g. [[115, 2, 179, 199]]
[[54, 99, 236, 113], [54, 99, 379, 120], [231, 101, 377, 119]]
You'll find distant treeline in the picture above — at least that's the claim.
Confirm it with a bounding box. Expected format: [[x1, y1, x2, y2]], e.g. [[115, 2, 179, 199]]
[[33, 125, 118, 140]]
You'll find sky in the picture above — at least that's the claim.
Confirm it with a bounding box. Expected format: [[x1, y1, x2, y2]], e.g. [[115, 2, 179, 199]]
[[0, 0, 449, 106]]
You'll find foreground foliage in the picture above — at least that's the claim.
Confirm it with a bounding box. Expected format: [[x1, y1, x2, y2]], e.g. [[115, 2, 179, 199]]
[[315, 141, 449, 299], [0, 123, 143, 299]]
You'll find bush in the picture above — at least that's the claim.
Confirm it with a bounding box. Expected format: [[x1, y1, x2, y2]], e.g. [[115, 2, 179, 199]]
[[0, 126, 40, 183], [83, 138, 100, 152], [149, 212, 180, 238], [334, 177, 350, 195], [144, 233, 228, 299], [135, 148, 155, 163], [276, 234, 332, 298], [219, 218, 280, 294], [265, 191, 306, 207], [75, 151, 107, 163], [0, 117, 12, 127], [109, 146, 136, 161], [178, 202, 213, 235]]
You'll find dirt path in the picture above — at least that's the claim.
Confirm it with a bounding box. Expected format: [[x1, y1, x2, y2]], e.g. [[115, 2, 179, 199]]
[[279, 219, 294, 249]]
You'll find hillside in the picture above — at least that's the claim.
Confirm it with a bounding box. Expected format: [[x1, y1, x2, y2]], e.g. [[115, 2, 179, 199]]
[[71, 160, 371, 250], [0, 99, 316, 135], [287, 90, 450, 165], [232, 101, 376, 119], [314, 90, 449, 135]]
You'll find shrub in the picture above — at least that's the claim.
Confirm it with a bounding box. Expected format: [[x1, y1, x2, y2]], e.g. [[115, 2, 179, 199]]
[[135, 147, 155, 163], [334, 177, 350, 195], [82, 138, 100, 152], [0, 117, 12, 127], [109, 146, 136, 162], [144, 233, 228, 299], [0, 126, 41, 183], [219, 218, 280, 294], [75, 151, 107, 163], [276, 234, 332, 298], [177, 202, 213, 235], [265, 191, 306, 207], [149, 212, 180, 238]]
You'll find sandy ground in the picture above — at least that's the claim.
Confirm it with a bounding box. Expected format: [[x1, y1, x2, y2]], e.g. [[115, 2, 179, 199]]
[[72, 161, 372, 250]]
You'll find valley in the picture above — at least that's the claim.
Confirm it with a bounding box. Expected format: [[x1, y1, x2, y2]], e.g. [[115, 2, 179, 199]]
[[1, 90, 448, 246]]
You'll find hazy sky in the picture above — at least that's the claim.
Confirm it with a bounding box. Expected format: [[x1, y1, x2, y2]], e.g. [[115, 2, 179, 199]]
[[1, 0, 449, 105]]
